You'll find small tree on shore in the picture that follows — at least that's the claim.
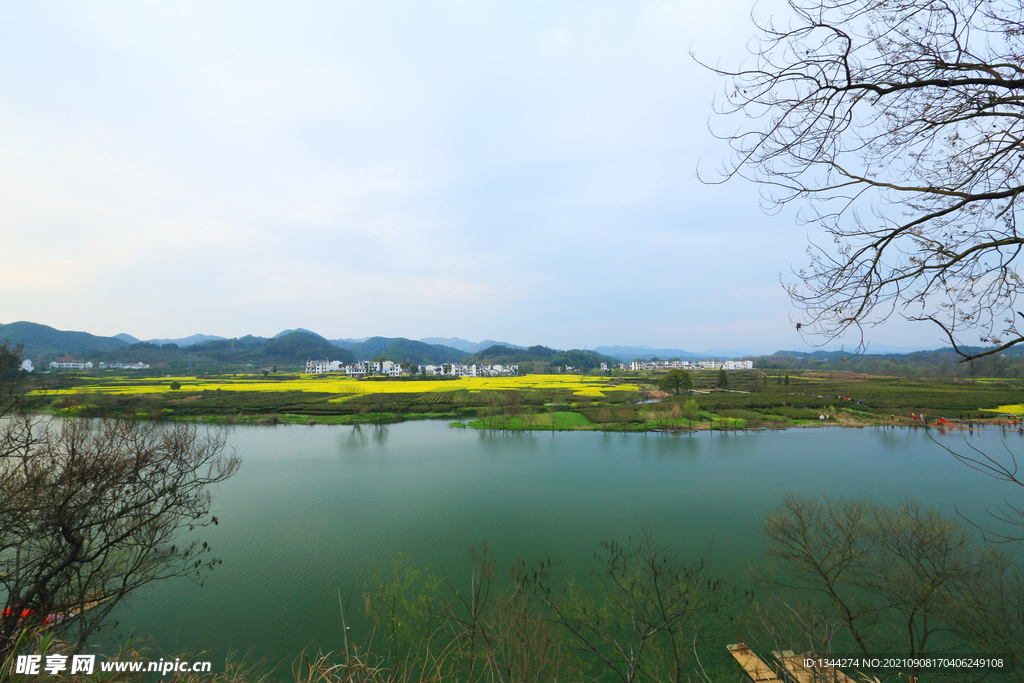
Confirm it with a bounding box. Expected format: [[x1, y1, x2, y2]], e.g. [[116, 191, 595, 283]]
[[681, 399, 701, 430]]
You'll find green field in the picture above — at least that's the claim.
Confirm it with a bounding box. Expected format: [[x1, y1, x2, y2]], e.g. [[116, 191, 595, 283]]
[[25, 369, 1024, 432]]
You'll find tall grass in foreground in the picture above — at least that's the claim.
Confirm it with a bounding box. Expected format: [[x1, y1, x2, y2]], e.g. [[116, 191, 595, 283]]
[[1, 538, 728, 683]]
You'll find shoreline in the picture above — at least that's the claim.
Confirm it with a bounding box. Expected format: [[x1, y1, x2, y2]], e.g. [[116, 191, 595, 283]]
[[44, 409, 1018, 436], [27, 372, 1023, 434]]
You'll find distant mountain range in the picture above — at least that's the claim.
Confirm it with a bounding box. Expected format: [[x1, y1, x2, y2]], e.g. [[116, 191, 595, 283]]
[[1, 320, 960, 370], [118, 333, 230, 347], [594, 345, 704, 361], [335, 337, 466, 364], [0, 322, 569, 369], [465, 345, 618, 370], [419, 337, 527, 353], [593, 344, 805, 360], [1, 322, 130, 357]]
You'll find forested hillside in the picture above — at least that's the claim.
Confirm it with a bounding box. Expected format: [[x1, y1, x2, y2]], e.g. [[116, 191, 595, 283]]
[[465, 345, 617, 371]]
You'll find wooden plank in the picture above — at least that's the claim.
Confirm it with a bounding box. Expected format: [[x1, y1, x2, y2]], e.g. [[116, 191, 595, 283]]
[[773, 650, 855, 683], [43, 592, 113, 625], [65, 591, 113, 615], [727, 643, 784, 683]]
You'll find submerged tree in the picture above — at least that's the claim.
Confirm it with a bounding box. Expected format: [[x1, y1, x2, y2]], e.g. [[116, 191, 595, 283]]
[[706, 0, 1024, 360]]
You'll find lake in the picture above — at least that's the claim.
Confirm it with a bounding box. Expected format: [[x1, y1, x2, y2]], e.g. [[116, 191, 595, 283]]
[[107, 421, 1021, 670]]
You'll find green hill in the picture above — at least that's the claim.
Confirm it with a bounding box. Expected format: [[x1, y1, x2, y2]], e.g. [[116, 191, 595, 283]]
[[756, 346, 1024, 378], [262, 332, 355, 362], [169, 332, 356, 365], [83, 332, 355, 369], [0, 321, 129, 358], [466, 345, 616, 371], [347, 337, 466, 364]]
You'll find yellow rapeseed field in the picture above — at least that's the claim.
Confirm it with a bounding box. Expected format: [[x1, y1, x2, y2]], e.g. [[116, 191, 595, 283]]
[[982, 404, 1024, 415], [40, 374, 623, 399]]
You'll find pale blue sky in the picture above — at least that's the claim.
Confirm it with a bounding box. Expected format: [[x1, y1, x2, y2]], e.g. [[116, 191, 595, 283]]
[[0, 1, 941, 353]]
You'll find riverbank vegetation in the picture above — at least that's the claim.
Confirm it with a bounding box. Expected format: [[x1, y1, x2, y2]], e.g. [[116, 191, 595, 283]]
[[24, 368, 1024, 433], [5, 497, 1020, 683], [0, 342, 240, 671]]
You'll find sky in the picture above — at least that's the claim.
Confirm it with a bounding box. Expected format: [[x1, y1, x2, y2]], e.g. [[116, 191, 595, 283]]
[[0, 1, 944, 355]]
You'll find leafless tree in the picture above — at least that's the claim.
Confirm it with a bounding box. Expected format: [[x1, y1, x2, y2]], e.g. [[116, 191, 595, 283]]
[[522, 532, 723, 683], [704, 0, 1024, 360], [360, 544, 566, 683], [0, 342, 240, 660], [757, 494, 1012, 677], [933, 434, 1024, 542]]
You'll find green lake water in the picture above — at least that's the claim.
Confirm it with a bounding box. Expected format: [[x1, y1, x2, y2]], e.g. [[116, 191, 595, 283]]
[[106, 422, 1022, 671]]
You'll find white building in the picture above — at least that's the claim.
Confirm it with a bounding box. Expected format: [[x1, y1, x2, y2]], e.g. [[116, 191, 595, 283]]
[[418, 363, 519, 377], [305, 359, 333, 374], [345, 364, 367, 377], [49, 361, 93, 370], [20, 359, 33, 372], [381, 361, 405, 376], [625, 359, 752, 372], [306, 359, 406, 376]]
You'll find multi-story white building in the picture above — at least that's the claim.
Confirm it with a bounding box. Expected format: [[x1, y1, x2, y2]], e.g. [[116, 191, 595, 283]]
[[306, 359, 406, 377], [305, 359, 334, 374], [306, 358, 519, 378], [626, 359, 752, 372], [381, 361, 404, 376], [49, 361, 93, 370], [417, 363, 519, 377]]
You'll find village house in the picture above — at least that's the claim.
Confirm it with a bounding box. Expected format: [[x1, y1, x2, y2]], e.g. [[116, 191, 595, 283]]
[[627, 359, 753, 372], [305, 359, 409, 377], [49, 361, 93, 370]]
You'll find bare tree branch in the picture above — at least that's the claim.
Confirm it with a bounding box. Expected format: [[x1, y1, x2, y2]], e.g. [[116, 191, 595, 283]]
[[703, 0, 1024, 360]]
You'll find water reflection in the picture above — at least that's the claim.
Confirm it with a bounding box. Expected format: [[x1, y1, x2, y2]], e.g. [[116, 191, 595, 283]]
[[477, 429, 533, 439], [343, 423, 390, 449], [113, 421, 1018, 673]]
